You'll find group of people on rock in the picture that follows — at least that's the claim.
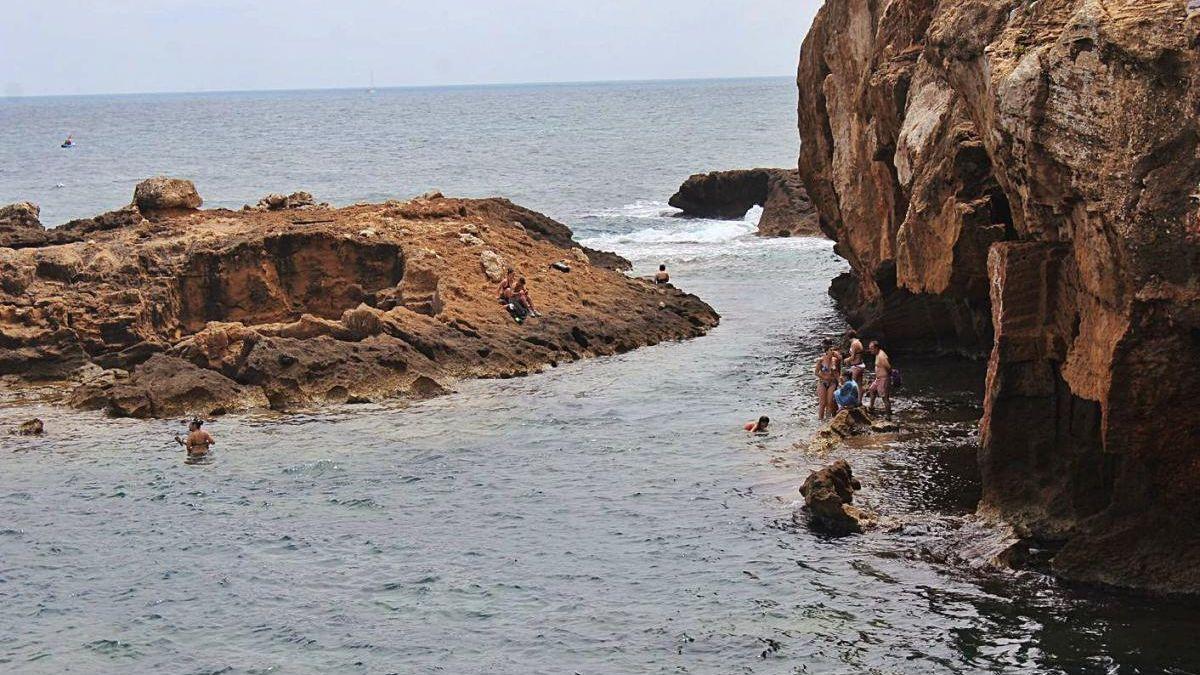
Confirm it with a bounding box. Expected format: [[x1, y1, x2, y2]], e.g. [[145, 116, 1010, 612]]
[[746, 329, 895, 434], [815, 329, 893, 420], [497, 267, 540, 324]]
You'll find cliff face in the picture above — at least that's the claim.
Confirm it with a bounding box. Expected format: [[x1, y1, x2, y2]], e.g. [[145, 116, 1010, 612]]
[[798, 0, 1200, 594], [0, 180, 718, 418]]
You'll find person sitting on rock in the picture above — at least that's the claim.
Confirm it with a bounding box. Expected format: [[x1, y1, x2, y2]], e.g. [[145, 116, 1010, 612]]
[[175, 419, 214, 459], [513, 276, 540, 317], [834, 369, 860, 411], [744, 416, 770, 433], [497, 267, 517, 301], [655, 264, 670, 285]]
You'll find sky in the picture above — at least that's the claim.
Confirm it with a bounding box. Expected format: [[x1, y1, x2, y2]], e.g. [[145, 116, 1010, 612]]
[[1, 1, 824, 97]]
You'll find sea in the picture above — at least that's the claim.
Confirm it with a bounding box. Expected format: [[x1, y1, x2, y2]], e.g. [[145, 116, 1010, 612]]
[[1, 78, 1197, 674]]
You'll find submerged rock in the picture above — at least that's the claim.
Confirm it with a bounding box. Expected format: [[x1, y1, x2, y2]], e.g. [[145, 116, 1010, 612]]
[[13, 418, 44, 436]]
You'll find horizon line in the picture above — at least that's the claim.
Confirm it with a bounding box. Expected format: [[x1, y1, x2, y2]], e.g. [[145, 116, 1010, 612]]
[[2, 74, 796, 101]]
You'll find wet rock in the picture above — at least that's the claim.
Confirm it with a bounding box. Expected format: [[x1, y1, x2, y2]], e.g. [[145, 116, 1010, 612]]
[[133, 177, 202, 211], [798, 460, 871, 535], [806, 407, 874, 453], [77, 354, 268, 418], [13, 418, 44, 436], [668, 169, 821, 237]]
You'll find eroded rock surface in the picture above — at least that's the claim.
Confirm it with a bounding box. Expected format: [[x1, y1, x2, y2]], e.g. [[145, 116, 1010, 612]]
[[798, 0, 1200, 594], [0, 181, 719, 418], [798, 460, 872, 535], [669, 169, 822, 237]]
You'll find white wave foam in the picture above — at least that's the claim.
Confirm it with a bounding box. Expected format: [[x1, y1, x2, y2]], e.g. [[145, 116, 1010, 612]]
[[580, 200, 681, 220]]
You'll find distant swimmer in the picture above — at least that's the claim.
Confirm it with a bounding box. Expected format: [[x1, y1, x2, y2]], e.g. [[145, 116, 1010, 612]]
[[175, 418, 215, 459], [60, 134, 75, 148], [655, 264, 670, 285], [744, 416, 770, 433]]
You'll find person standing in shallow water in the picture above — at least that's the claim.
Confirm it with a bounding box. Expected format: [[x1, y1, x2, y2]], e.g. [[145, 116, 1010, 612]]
[[867, 340, 893, 418], [814, 339, 841, 421], [175, 419, 215, 459]]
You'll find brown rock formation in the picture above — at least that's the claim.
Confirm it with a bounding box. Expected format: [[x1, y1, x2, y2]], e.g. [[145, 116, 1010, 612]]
[[798, 0, 1200, 594], [133, 177, 202, 212], [668, 169, 822, 237], [0, 182, 718, 418], [798, 460, 871, 535]]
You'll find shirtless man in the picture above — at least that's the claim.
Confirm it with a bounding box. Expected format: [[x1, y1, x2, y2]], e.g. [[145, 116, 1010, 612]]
[[814, 339, 841, 421], [867, 341, 892, 418], [175, 419, 215, 458], [845, 329, 866, 387], [654, 264, 670, 285]]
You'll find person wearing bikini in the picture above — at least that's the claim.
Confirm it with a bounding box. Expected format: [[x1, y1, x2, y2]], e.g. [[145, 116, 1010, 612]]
[[814, 339, 841, 421], [175, 419, 215, 459]]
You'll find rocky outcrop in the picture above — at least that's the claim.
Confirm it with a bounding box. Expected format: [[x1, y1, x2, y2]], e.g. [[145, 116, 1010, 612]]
[[798, 0, 1200, 594], [0, 203, 49, 249], [252, 191, 317, 211], [668, 169, 822, 237], [133, 177, 202, 211], [798, 460, 872, 535], [0, 180, 719, 418]]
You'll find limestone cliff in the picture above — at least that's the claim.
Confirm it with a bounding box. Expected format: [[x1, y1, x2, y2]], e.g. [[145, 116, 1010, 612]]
[[0, 179, 718, 418], [798, 0, 1200, 594]]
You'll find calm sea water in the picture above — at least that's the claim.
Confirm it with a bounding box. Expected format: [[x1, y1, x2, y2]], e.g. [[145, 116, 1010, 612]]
[[2, 79, 1198, 674]]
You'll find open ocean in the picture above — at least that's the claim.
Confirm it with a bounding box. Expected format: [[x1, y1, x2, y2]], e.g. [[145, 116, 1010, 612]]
[[2, 78, 1198, 674]]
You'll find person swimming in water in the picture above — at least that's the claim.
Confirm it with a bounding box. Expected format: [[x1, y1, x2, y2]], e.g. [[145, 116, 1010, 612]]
[[61, 134, 74, 148], [744, 416, 770, 433], [175, 419, 215, 459], [814, 339, 841, 421]]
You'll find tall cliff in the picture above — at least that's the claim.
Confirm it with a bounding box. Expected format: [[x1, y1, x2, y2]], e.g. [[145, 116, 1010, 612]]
[[798, 0, 1200, 594]]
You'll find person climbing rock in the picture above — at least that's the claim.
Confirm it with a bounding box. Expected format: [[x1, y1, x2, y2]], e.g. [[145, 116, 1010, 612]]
[[175, 418, 215, 459], [744, 416, 770, 433], [867, 340, 892, 418]]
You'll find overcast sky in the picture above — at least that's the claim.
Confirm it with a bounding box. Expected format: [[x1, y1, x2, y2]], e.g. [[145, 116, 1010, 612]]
[[1, 1, 823, 96]]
